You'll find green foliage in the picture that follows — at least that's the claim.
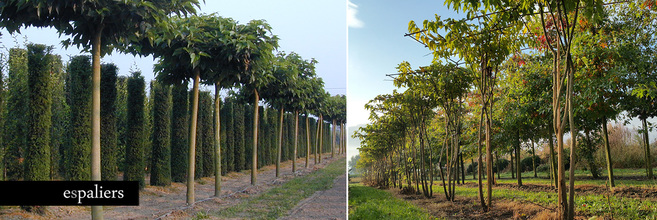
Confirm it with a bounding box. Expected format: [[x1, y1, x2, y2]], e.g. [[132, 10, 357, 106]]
[[3, 47, 28, 181], [225, 100, 235, 172], [100, 63, 118, 180], [66, 55, 92, 181], [150, 80, 171, 186], [48, 54, 67, 180], [193, 90, 204, 180], [126, 71, 146, 189], [220, 98, 230, 174], [244, 104, 254, 170], [349, 185, 434, 220], [24, 43, 53, 181], [171, 83, 189, 182], [115, 76, 129, 173], [200, 91, 214, 178], [233, 102, 246, 172], [520, 155, 542, 172], [494, 158, 509, 173]]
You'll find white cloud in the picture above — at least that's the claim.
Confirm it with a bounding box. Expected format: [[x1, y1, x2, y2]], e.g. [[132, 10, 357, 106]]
[[347, 0, 364, 28]]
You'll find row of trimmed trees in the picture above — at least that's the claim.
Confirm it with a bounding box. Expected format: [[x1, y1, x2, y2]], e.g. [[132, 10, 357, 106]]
[[1, 1, 346, 218], [0, 46, 346, 191]]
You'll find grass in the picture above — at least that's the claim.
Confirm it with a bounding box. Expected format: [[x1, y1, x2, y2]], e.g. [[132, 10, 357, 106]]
[[462, 168, 657, 188], [349, 184, 437, 220], [429, 181, 657, 219], [209, 157, 346, 219]]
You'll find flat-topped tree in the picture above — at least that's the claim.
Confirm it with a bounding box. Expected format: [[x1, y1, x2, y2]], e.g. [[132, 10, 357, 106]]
[[302, 77, 325, 167], [310, 91, 330, 164], [144, 14, 239, 205], [259, 51, 317, 176], [1, 1, 198, 218], [229, 19, 279, 185]]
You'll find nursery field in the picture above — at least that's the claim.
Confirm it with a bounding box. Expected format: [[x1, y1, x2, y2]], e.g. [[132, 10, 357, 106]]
[[354, 168, 657, 219]]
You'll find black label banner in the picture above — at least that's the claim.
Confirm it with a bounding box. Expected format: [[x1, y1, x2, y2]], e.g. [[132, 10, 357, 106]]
[[0, 181, 139, 206]]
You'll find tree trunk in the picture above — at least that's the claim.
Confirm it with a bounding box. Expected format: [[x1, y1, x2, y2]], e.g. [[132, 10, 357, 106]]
[[187, 68, 201, 205], [251, 90, 260, 185], [306, 115, 310, 168], [643, 118, 653, 179], [549, 127, 557, 188], [214, 83, 222, 196], [477, 107, 486, 210], [567, 55, 577, 220], [319, 114, 324, 163], [532, 140, 537, 178], [276, 108, 284, 177], [331, 119, 336, 158], [486, 108, 493, 209], [91, 26, 104, 220], [600, 117, 614, 187], [516, 129, 522, 186], [511, 150, 515, 179], [293, 111, 299, 172], [315, 115, 321, 164]]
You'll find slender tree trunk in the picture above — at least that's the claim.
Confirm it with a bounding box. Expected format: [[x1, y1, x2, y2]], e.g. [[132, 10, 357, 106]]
[[532, 140, 537, 178], [567, 55, 577, 220], [511, 150, 515, 179], [319, 114, 324, 163], [516, 129, 522, 186], [276, 108, 283, 177], [187, 69, 201, 205], [477, 107, 486, 210], [214, 83, 222, 196], [306, 115, 310, 168], [331, 119, 336, 158], [251, 90, 260, 185], [315, 115, 320, 164], [601, 116, 614, 187], [293, 111, 299, 172], [91, 27, 104, 220], [495, 151, 500, 181], [549, 127, 557, 188], [643, 118, 653, 179], [486, 108, 493, 209]]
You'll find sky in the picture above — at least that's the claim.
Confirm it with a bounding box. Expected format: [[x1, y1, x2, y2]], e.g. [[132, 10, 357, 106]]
[[347, 0, 462, 161], [0, 0, 346, 96], [346, 0, 657, 164]]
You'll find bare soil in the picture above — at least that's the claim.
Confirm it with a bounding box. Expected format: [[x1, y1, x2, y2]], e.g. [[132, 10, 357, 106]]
[[0, 153, 342, 220]]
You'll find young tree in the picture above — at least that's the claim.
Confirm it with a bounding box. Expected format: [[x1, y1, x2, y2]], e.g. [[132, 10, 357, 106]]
[[126, 71, 146, 189], [170, 83, 189, 183], [24, 44, 54, 213], [67, 56, 93, 181], [101, 64, 118, 181], [3, 47, 28, 181], [150, 80, 171, 186]]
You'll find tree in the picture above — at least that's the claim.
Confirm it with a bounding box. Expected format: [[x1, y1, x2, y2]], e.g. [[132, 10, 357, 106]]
[[24, 43, 54, 214], [150, 80, 171, 186], [3, 47, 28, 181], [49, 54, 67, 180], [1, 1, 199, 217], [101, 64, 118, 181], [171, 83, 189, 183], [67, 56, 93, 181], [126, 71, 146, 189]]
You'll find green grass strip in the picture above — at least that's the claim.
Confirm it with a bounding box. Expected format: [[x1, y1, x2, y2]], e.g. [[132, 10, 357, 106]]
[[441, 184, 657, 219], [349, 184, 437, 220], [209, 157, 346, 220]]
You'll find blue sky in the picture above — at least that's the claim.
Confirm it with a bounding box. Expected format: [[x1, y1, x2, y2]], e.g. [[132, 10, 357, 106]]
[[0, 0, 346, 96], [347, 0, 462, 158], [346, 0, 657, 161]]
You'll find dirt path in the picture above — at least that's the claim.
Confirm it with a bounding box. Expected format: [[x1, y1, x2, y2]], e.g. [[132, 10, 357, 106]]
[[0, 153, 340, 220], [281, 174, 347, 220]]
